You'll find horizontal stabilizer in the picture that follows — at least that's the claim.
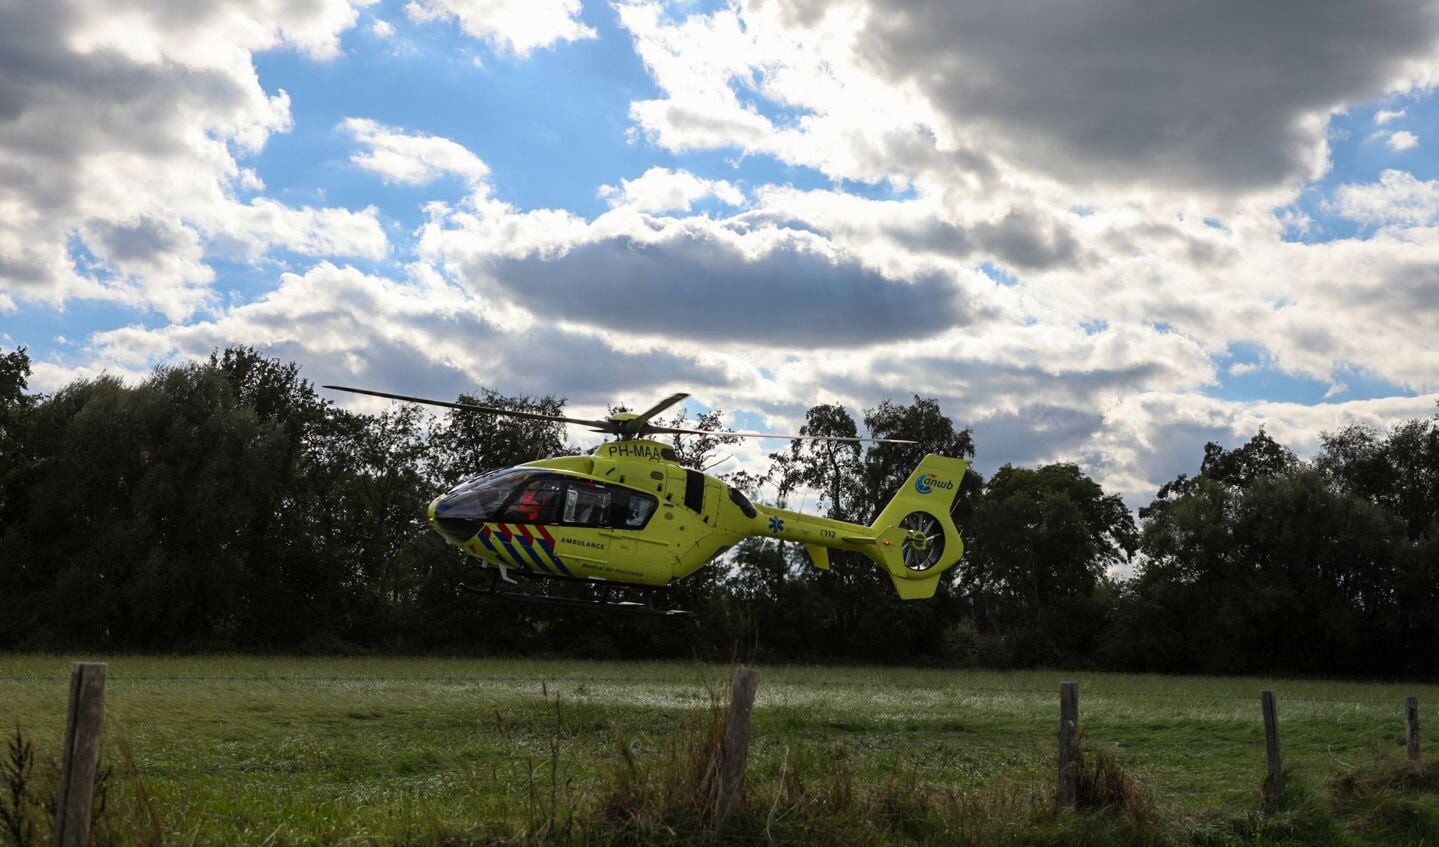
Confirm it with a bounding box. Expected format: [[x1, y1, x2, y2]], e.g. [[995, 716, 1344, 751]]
[[802, 543, 830, 570]]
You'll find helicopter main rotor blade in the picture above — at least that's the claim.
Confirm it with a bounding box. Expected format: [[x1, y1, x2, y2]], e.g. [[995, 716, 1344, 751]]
[[324, 385, 606, 429], [643, 424, 917, 445], [630, 392, 690, 427]]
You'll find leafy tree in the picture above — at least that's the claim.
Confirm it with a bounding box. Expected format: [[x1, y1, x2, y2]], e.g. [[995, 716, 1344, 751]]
[[0, 347, 32, 410], [0, 347, 36, 528], [428, 389, 571, 487], [1319, 419, 1439, 541], [963, 463, 1135, 664], [775, 403, 864, 520], [0, 366, 285, 647], [651, 406, 740, 471], [861, 396, 977, 524], [9, 345, 1434, 676], [1120, 427, 1427, 674], [1141, 429, 1296, 519]]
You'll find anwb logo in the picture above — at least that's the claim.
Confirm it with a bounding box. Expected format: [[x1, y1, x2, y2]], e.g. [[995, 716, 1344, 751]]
[[915, 474, 953, 494]]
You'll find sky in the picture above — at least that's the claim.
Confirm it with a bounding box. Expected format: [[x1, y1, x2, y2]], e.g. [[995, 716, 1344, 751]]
[[3, 0, 1439, 507]]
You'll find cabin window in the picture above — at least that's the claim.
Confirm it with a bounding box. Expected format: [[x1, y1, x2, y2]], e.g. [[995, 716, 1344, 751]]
[[563, 484, 612, 526], [617, 492, 657, 528]]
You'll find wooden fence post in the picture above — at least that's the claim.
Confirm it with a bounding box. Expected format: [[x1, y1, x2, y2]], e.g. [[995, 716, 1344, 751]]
[[1406, 696, 1420, 763], [1058, 681, 1079, 811], [54, 662, 107, 847], [719, 667, 759, 812], [1261, 690, 1282, 808]]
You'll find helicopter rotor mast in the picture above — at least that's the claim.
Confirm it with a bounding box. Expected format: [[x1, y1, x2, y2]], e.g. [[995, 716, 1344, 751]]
[[323, 386, 917, 445]]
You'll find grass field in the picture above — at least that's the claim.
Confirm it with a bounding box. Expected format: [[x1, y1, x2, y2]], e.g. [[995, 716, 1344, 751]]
[[1, 655, 1437, 845]]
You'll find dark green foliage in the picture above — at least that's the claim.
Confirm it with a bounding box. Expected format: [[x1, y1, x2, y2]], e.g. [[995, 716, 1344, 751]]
[[1108, 426, 1439, 675], [1, 344, 1437, 676], [429, 388, 570, 486], [0, 347, 490, 650], [962, 463, 1136, 666]]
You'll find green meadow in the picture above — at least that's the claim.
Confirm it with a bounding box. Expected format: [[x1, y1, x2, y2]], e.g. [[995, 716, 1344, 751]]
[[1, 655, 1437, 845]]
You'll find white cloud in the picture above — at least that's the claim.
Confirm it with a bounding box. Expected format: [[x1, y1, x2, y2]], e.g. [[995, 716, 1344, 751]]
[[1329, 169, 1439, 227], [598, 167, 745, 213], [404, 0, 595, 55], [1387, 129, 1420, 150], [229, 200, 389, 260], [0, 0, 386, 319], [371, 18, 395, 38], [1375, 107, 1407, 125], [66, 0, 373, 64], [616, 0, 947, 188], [341, 118, 492, 188]]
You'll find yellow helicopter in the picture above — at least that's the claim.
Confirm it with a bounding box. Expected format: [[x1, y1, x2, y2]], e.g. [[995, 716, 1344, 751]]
[[327, 387, 970, 616]]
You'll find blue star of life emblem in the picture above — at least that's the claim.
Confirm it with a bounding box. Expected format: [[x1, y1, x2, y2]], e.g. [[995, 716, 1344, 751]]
[[768, 516, 784, 533]]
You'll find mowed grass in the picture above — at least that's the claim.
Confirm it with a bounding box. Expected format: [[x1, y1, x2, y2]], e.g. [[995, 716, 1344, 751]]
[[0, 654, 1435, 845]]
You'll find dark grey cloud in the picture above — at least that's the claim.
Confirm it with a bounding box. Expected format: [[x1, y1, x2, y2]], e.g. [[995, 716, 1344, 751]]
[[745, 205, 1085, 271], [876, 355, 1175, 410], [859, 0, 1439, 191], [274, 325, 728, 410], [970, 404, 1107, 473], [85, 217, 190, 264], [150, 267, 730, 412], [1354, 262, 1439, 326], [488, 233, 983, 347], [970, 211, 1082, 270], [888, 210, 1083, 270], [0, 0, 249, 189]]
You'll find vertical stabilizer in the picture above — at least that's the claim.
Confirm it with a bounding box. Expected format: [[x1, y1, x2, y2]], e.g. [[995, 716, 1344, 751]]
[[863, 454, 969, 600]]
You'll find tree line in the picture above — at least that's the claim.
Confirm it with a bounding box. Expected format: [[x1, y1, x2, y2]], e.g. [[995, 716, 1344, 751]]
[[1, 346, 1435, 676]]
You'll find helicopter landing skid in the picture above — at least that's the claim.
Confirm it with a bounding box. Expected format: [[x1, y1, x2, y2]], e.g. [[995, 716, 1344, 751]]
[[458, 570, 696, 619]]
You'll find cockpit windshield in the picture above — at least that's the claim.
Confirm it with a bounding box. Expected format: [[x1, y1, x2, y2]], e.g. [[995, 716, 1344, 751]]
[[437, 469, 538, 521]]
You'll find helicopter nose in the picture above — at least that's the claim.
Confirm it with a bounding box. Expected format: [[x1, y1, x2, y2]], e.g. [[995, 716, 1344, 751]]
[[430, 491, 485, 542]]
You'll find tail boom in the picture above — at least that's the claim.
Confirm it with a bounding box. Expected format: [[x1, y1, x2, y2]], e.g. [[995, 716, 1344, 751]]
[[752, 454, 969, 600]]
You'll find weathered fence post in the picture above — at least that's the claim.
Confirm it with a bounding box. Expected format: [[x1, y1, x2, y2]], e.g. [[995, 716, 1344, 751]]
[[1261, 690, 1282, 808], [1058, 681, 1079, 811], [718, 667, 760, 812], [54, 662, 107, 847], [1406, 696, 1420, 763]]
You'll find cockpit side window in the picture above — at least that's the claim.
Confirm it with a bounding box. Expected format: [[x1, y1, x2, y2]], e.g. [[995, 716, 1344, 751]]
[[498, 477, 563, 524]]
